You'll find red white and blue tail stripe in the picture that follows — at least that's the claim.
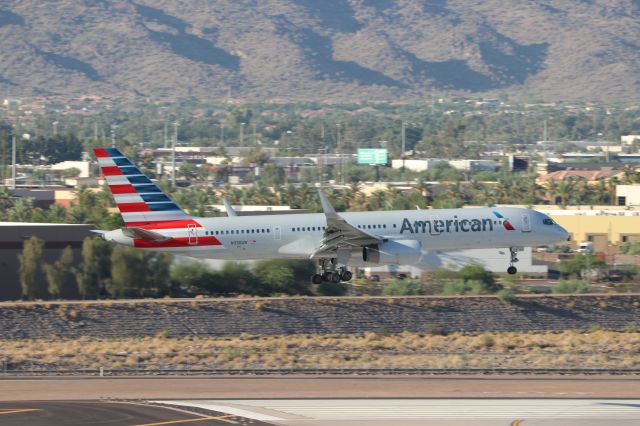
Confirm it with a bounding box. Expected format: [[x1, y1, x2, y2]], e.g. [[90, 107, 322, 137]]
[[94, 147, 192, 227]]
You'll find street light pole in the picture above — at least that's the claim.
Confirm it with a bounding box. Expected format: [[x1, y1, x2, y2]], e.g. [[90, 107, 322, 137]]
[[401, 121, 406, 170], [336, 123, 343, 185], [110, 125, 116, 148], [11, 133, 16, 190], [240, 122, 245, 146], [172, 121, 179, 188]]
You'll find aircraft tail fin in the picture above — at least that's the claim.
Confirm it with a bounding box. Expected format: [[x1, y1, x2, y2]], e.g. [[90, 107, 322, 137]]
[[93, 147, 192, 227]]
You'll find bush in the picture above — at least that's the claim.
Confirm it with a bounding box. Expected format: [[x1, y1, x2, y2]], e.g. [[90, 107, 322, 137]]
[[497, 289, 517, 303], [382, 279, 424, 296], [316, 281, 347, 296], [553, 279, 589, 294], [442, 279, 502, 295]]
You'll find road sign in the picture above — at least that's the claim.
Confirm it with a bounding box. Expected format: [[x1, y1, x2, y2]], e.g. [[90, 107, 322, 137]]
[[357, 148, 388, 165]]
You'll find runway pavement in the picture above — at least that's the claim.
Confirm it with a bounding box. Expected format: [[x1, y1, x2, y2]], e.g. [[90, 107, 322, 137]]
[[160, 399, 640, 425], [0, 401, 268, 426], [1, 376, 639, 425], [0, 375, 639, 400]]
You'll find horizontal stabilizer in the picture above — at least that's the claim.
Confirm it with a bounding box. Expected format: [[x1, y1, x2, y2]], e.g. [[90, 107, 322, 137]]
[[121, 227, 172, 242]]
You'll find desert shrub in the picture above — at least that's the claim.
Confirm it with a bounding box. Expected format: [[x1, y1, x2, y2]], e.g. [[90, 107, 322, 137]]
[[382, 279, 424, 296], [443, 279, 501, 295], [497, 289, 517, 303], [553, 280, 588, 294]]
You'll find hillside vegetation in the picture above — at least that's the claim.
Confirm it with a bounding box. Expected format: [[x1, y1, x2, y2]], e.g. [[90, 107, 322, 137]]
[[0, 0, 638, 102]]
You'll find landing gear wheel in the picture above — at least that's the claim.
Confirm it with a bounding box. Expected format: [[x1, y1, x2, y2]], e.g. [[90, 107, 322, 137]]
[[340, 270, 353, 281], [507, 266, 517, 275], [330, 272, 342, 283], [311, 274, 323, 284]]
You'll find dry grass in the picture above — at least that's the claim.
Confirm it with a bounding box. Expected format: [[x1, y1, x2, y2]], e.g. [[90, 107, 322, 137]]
[[0, 330, 638, 371]]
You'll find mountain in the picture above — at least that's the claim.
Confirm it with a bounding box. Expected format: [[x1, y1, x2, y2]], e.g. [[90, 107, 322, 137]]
[[0, 0, 638, 103]]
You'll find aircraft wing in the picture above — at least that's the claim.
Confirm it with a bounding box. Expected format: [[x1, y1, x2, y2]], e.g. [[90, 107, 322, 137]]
[[310, 190, 382, 258]]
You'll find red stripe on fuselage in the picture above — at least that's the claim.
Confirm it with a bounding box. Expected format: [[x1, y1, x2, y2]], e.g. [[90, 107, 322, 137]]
[[124, 219, 200, 229], [94, 148, 109, 158], [118, 202, 150, 213], [101, 166, 124, 176], [110, 184, 137, 194], [134, 235, 221, 248]]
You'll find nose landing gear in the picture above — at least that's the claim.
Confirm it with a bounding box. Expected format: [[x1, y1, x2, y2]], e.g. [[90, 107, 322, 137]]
[[311, 259, 353, 283], [507, 247, 519, 275]]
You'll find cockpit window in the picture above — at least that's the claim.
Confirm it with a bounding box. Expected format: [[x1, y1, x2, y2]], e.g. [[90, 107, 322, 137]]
[[543, 218, 554, 225]]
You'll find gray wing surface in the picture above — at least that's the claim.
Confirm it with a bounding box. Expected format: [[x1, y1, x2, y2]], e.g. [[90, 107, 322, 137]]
[[310, 190, 381, 258]]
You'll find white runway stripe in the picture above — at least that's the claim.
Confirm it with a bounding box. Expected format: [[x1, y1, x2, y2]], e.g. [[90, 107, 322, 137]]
[[162, 399, 640, 422]]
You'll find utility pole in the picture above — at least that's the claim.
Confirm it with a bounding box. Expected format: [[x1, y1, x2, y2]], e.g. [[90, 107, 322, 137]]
[[53, 121, 59, 136], [110, 125, 116, 148], [220, 123, 225, 145], [253, 122, 257, 145], [401, 121, 406, 170], [172, 121, 178, 188], [11, 133, 16, 190], [336, 123, 342, 184], [94, 122, 98, 144], [163, 121, 168, 149], [240, 122, 245, 146]]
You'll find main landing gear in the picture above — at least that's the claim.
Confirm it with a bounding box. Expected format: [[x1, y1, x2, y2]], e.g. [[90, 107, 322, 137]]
[[311, 259, 353, 284], [507, 247, 519, 275]]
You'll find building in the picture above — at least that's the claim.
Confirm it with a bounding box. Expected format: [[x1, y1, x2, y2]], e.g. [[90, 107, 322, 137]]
[[364, 247, 546, 278], [621, 135, 640, 145], [615, 185, 640, 206], [0, 223, 95, 300], [533, 206, 640, 253]]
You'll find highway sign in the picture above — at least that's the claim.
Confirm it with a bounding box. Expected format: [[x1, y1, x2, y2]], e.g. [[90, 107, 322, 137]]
[[357, 148, 388, 165]]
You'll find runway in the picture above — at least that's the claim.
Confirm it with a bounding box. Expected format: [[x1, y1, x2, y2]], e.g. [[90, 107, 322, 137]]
[[1, 376, 639, 425], [160, 398, 640, 425], [1, 375, 639, 400], [0, 401, 268, 426]]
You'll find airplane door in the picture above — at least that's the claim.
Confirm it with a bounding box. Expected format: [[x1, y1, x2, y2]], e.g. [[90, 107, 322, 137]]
[[187, 224, 198, 245], [273, 225, 281, 241], [521, 214, 532, 232]]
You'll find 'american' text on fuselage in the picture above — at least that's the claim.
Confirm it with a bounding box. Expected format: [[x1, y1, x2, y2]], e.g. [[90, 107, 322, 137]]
[[400, 217, 494, 235]]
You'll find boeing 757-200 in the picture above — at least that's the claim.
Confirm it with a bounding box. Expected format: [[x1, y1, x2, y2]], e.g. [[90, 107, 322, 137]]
[[94, 148, 569, 283]]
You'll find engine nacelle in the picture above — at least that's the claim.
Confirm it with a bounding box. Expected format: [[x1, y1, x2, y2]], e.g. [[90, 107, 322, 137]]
[[362, 239, 422, 265]]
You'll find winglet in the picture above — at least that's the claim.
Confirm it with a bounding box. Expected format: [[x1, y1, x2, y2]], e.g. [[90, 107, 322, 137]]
[[223, 198, 238, 217], [318, 189, 339, 219]]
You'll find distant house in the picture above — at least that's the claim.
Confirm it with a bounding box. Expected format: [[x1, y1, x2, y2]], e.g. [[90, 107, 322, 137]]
[[536, 169, 623, 186]]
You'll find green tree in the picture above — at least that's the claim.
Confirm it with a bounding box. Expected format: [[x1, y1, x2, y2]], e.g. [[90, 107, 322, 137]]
[[108, 248, 172, 298], [42, 246, 75, 298], [382, 279, 425, 296], [557, 254, 606, 279], [76, 237, 112, 299], [18, 236, 46, 300], [171, 262, 224, 295], [553, 279, 589, 294]]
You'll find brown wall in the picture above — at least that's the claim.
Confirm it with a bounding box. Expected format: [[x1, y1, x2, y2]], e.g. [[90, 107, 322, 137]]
[[0, 224, 95, 300]]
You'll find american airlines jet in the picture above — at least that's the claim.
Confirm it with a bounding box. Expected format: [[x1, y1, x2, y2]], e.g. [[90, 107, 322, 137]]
[[94, 148, 569, 283]]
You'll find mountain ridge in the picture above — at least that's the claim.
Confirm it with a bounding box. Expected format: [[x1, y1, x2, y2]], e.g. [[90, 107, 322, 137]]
[[0, 0, 638, 102]]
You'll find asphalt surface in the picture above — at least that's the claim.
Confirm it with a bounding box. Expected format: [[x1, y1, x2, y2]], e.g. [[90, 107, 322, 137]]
[[0, 375, 639, 400], [0, 401, 271, 426]]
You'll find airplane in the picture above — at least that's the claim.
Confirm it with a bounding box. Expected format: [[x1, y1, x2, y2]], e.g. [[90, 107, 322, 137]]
[[94, 147, 570, 283]]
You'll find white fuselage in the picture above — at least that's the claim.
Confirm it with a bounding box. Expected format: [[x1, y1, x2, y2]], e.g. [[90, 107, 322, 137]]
[[104, 207, 569, 267]]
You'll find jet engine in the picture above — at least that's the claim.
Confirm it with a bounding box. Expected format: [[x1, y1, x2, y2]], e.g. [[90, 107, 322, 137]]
[[362, 239, 422, 265]]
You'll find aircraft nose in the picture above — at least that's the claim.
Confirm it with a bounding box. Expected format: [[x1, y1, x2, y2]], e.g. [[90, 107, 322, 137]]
[[558, 225, 570, 241]]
